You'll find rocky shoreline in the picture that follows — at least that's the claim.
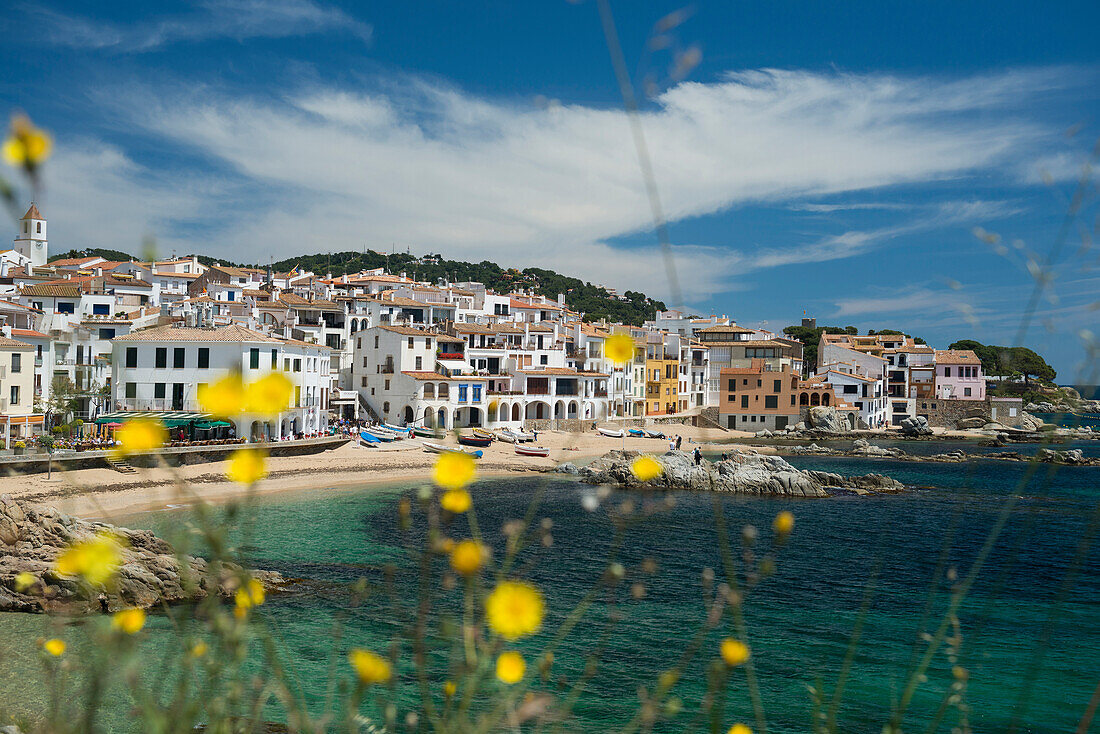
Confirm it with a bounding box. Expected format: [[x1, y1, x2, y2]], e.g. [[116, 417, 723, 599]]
[[785, 439, 1099, 466], [559, 449, 904, 497], [0, 494, 284, 614]]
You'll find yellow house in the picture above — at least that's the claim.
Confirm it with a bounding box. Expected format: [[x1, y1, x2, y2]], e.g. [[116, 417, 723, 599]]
[[645, 356, 679, 415]]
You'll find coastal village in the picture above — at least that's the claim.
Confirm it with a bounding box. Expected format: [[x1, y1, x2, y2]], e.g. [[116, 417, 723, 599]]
[[0, 203, 1033, 451]]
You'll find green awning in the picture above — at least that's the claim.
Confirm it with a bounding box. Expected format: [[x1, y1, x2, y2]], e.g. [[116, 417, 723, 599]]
[[94, 411, 213, 427], [194, 420, 232, 429]]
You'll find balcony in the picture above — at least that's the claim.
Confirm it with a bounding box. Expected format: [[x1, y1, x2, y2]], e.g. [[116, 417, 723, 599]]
[[594, 389, 608, 397], [526, 387, 550, 395]]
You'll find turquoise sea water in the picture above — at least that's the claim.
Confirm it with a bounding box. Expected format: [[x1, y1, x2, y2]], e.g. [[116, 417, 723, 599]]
[[1, 450, 1098, 733]]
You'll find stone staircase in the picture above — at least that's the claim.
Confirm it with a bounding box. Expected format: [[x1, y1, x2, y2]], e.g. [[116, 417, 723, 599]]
[[105, 457, 137, 474]]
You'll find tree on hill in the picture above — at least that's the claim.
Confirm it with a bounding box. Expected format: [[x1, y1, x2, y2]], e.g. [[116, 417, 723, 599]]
[[948, 339, 1056, 384], [49, 248, 136, 264]]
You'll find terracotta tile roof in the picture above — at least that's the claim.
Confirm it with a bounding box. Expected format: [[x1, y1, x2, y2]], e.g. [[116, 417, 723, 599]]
[[934, 349, 982, 365], [113, 323, 282, 344], [50, 256, 104, 268], [699, 324, 754, 333], [822, 370, 879, 383], [402, 371, 487, 381], [0, 335, 33, 349], [278, 292, 341, 310], [10, 328, 47, 338], [719, 358, 766, 376], [517, 367, 608, 377], [22, 203, 42, 220], [20, 283, 82, 298]]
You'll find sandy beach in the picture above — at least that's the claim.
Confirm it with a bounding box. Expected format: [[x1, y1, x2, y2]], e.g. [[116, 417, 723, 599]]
[[0, 425, 763, 520]]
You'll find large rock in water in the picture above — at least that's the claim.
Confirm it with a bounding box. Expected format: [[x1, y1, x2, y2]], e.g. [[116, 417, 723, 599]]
[[806, 406, 850, 434], [579, 450, 902, 497], [900, 416, 933, 436], [0, 494, 284, 614]]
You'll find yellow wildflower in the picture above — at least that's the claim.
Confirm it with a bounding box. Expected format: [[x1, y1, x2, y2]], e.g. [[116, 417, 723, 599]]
[[659, 669, 679, 689], [495, 651, 525, 684], [226, 448, 267, 485], [631, 455, 663, 482], [349, 648, 392, 685], [112, 608, 146, 634], [112, 418, 166, 459], [720, 638, 751, 667], [773, 511, 794, 536], [604, 334, 635, 365], [449, 539, 487, 576], [14, 571, 35, 591], [234, 578, 266, 618], [440, 488, 472, 514], [3, 114, 52, 169], [43, 638, 65, 657], [245, 372, 294, 417], [486, 581, 544, 640], [434, 451, 476, 491], [443, 680, 456, 698], [198, 373, 246, 418], [55, 532, 124, 586], [728, 725, 752, 734], [190, 642, 208, 658]]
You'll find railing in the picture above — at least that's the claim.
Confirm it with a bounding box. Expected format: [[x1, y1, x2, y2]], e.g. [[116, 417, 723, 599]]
[[381, 365, 395, 374], [594, 389, 608, 397], [555, 389, 578, 396]]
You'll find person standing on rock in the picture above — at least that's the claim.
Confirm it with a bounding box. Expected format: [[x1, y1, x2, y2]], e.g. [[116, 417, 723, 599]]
[[693, 446, 702, 465]]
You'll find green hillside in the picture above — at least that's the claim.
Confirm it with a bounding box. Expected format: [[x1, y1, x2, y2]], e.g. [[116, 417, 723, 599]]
[[49, 248, 665, 325]]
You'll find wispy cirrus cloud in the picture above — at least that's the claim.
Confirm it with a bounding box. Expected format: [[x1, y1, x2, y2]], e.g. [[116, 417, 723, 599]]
[[27, 0, 371, 52], [39, 66, 1074, 303]]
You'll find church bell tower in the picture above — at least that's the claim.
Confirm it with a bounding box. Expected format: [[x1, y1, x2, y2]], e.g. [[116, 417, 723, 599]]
[[14, 203, 47, 268]]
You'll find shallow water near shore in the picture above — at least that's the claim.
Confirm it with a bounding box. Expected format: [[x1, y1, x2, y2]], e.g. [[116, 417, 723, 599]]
[[1, 457, 1097, 733]]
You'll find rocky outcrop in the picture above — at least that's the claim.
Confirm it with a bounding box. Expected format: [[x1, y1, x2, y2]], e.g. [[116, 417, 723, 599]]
[[900, 416, 934, 436], [0, 495, 284, 614], [579, 450, 903, 497], [1037, 448, 1088, 465], [956, 417, 987, 430], [1018, 412, 1047, 431], [806, 406, 850, 434], [851, 438, 905, 457]]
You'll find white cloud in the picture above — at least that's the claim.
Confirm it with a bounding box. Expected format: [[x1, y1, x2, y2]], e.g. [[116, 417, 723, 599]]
[[30, 0, 371, 52], [37, 66, 1068, 304]]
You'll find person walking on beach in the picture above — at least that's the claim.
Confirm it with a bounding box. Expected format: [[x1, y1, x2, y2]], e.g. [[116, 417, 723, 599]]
[[693, 446, 702, 465], [675, 435, 683, 450]]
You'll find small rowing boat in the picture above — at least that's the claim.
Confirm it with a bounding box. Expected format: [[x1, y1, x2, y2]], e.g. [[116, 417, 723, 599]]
[[597, 427, 625, 438], [643, 429, 666, 439], [471, 427, 495, 441], [359, 431, 381, 444], [508, 429, 536, 442], [383, 422, 412, 434], [413, 426, 442, 438], [514, 445, 550, 458], [423, 441, 483, 458], [627, 428, 646, 437], [458, 434, 493, 448], [496, 430, 517, 443]]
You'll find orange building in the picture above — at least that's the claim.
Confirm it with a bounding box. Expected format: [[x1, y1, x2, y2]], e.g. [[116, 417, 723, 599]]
[[719, 359, 854, 431]]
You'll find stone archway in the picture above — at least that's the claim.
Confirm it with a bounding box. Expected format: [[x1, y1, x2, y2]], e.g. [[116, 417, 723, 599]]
[[512, 403, 521, 422], [404, 405, 414, 425], [438, 407, 447, 429], [568, 400, 579, 419], [800, 393, 809, 406], [822, 392, 831, 406], [525, 401, 549, 420], [423, 407, 435, 427], [810, 392, 820, 406], [554, 400, 565, 419]]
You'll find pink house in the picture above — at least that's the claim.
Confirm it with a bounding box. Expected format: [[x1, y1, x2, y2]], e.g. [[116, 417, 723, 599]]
[[934, 349, 985, 400]]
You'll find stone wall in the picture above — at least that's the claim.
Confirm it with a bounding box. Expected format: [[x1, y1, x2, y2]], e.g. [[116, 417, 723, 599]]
[[916, 396, 1024, 428], [523, 418, 588, 433]]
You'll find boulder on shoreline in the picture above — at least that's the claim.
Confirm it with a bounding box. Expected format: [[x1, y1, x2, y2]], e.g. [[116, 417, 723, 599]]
[[900, 416, 934, 437], [805, 406, 850, 434], [579, 450, 903, 497], [0, 495, 284, 615]]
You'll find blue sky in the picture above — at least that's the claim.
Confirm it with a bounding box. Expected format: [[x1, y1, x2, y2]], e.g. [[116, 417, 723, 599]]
[[2, 1, 1099, 377]]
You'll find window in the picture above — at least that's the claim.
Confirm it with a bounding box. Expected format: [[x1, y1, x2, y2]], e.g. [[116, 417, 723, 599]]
[[126, 347, 138, 368], [271, 349, 278, 369], [125, 382, 137, 398], [36, 222, 41, 233], [472, 385, 482, 402], [173, 348, 185, 368], [385, 379, 390, 390], [99, 328, 115, 340], [295, 386, 301, 407], [740, 394, 748, 409], [92, 303, 110, 315], [727, 379, 736, 391], [11, 354, 20, 373], [383, 401, 390, 413], [198, 348, 209, 368], [765, 395, 778, 409], [843, 384, 857, 394], [361, 376, 367, 387], [357, 338, 361, 349], [9, 386, 18, 405], [408, 337, 414, 348], [56, 302, 75, 314], [773, 379, 781, 393], [540, 355, 548, 365], [944, 367, 952, 377], [154, 383, 166, 399], [293, 358, 301, 372], [374, 335, 379, 348], [155, 348, 167, 369], [458, 384, 468, 402], [964, 387, 972, 397], [415, 356, 423, 370], [790, 395, 796, 405], [250, 348, 260, 369]]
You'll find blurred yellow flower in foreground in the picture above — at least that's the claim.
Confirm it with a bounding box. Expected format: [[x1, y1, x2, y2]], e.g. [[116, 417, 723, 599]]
[[434, 451, 476, 491], [728, 725, 752, 734], [112, 418, 166, 459], [443, 680, 456, 698], [604, 334, 635, 365], [631, 455, 663, 482], [112, 608, 146, 634], [349, 649, 392, 685], [486, 581, 544, 640], [496, 651, 525, 684], [226, 448, 267, 485], [720, 638, 750, 667], [449, 539, 487, 576], [773, 511, 794, 536], [234, 578, 266, 618], [198, 374, 246, 418], [245, 372, 294, 417], [3, 114, 52, 169], [56, 532, 124, 586], [440, 489, 472, 514], [14, 571, 35, 591], [190, 642, 208, 658], [43, 638, 65, 657]]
